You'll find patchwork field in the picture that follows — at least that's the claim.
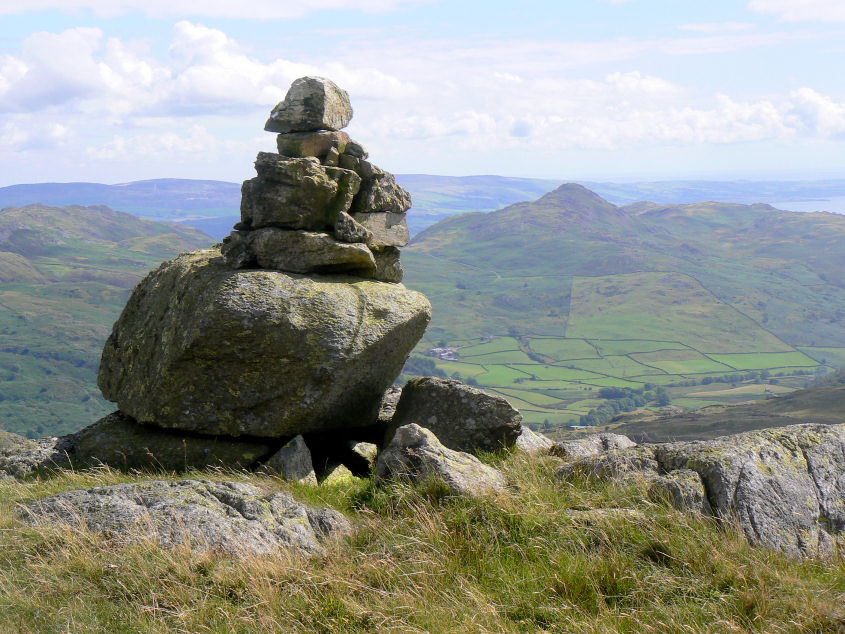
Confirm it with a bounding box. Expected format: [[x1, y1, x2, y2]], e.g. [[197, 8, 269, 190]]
[[411, 327, 836, 428]]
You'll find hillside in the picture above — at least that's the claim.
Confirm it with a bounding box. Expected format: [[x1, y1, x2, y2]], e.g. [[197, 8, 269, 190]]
[[0, 204, 213, 437], [604, 371, 845, 442], [403, 184, 845, 430]]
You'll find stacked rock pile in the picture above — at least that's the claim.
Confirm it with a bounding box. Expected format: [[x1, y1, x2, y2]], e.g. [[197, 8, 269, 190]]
[[221, 76, 411, 283]]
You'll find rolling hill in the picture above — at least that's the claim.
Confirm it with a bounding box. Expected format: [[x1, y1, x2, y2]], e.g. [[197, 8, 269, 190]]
[[0, 204, 213, 437], [402, 184, 845, 429]]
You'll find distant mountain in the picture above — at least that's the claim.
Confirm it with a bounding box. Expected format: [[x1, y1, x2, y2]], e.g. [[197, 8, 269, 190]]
[[0, 204, 213, 437], [5, 175, 843, 242], [402, 183, 845, 430]]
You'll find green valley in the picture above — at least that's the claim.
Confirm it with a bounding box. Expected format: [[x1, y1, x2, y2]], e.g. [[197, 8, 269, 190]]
[[403, 185, 845, 430]]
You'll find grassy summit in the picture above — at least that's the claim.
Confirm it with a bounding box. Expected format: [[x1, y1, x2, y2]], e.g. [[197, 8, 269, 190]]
[[0, 455, 841, 631]]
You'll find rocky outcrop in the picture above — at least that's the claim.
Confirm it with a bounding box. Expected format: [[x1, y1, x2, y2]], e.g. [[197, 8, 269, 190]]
[[0, 430, 65, 478], [385, 377, 522, 454], [376, 423, 508, 497], [550, 433, 637, 459], [557, 424, 845, 558], [98, 247, 430, 438], [23, 479, 352, 558], [515, 427, 554, 454]]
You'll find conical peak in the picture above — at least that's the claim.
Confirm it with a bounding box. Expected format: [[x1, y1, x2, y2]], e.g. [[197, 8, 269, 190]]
[[265, 76, 353, 134]]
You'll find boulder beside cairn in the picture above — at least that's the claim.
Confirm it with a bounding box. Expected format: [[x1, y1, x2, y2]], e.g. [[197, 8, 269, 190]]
[[223, 75, 412, 283]]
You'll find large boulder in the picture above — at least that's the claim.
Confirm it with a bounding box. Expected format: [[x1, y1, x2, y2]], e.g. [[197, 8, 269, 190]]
[[556, 424, 845, 559], [385, 377, 522, 454], [265, 76, 352, 133], [376, 423, 508, 497], [23, 479, 352, 558], [98, 247, 431, 438], [67, 412, 275, 471]]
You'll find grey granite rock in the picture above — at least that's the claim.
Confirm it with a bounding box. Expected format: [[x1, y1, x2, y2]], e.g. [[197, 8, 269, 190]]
[[386, 377, 522, 454], [276, 130, 349, 158], [223, 227, 377, 276], [376, 423, 507, 497], [550, 433, 637, 459], [355, 212, 410, 249], [261, 435, 318, 485], [98, 247, 432, 438], [515, 427, 554, 454], [372, 247, 403, 283], [24, 479, 351, 557], [265, 76, 352, 133]]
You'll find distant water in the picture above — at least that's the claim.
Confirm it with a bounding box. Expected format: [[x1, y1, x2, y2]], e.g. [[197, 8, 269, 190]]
[[770, 197, 845, 215]]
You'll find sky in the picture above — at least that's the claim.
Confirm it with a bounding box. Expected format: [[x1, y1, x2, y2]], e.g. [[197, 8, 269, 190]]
[[1, 0, 844, 186]]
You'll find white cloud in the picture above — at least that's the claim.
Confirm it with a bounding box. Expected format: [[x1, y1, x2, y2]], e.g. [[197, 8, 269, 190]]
[[749, 0, 845, 22], [86, 124, 221, 159], [789, 88, 845, 137], [678, 22, 755, 33], [0, 0, 428, 18]]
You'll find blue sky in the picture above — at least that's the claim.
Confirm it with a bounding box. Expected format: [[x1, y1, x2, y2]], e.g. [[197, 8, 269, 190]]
[[1, 0, 844, 186]]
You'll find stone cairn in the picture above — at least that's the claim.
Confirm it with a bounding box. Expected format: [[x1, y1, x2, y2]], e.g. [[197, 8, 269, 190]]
[[221, 76, 411, 283], [23, 77, 539, 495]]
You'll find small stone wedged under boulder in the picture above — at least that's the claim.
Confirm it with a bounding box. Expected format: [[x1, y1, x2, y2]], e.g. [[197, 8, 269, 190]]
[[376, 423, 508, 497], [385, 377, 523, 454], [98, 247, 431, 438], [355, 212, 410, 249], [265, 76, 352, 134], [23, 479, 351, 558], [556, 424, 845, 558], [515, 427, 555, 454], [261, 435, 318, 485]]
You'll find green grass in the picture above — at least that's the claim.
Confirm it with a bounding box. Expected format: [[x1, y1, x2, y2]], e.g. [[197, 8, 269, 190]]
[[0, 459, 841, 631], [798, 347, 845, 368], [493, 387, 567, 407], [458, 337, 522, 356], [525, 337, 599, 360], [432, 360, 486, 379], [631, 350, 736, 375], [708, 351, 820, 371], [566, 273, 793, 353], [565, 355, 659, 378], [512, 364, 606, 381], [590, 339, 691, 356], [462, 350, 535, 364], [474, 365, 533, 386]]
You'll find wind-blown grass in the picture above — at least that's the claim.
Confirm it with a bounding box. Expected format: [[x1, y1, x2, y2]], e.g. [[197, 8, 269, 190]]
[[0, 454, 841, 632]]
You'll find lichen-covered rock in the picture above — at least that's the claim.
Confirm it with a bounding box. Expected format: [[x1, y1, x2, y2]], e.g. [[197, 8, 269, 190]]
[[261, 435, 317, 485], [276, 130, 349, 158], [344, 139, 368, 159], [0, 430, 65, 478], [23, 479, 352, 558], [98, 247, 432, 438], [347, 441, 378, 472], [550, 433, 637, 459], [320, 462, 358, 486], [386, 377, 522, 454], [223, 228, 376, 276], [554, 423, 845, 558], [67, 411, 274, 471], [355, 212, 410, 249], [333, 210, 371, 244], [376, 423, 507, 497], [265, 76, 352, 134], [515, 427, 554, 454], [239, 154, 360, 230], [352, 163, 413, 214], [372, 247, 403, 283]]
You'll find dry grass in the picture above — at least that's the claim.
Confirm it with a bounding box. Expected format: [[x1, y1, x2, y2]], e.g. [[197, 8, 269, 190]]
[[0, 455, 841, 632]]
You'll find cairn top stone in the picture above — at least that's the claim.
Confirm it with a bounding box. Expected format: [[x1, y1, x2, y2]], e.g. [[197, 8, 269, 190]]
[[265, 76, 353, 134]]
